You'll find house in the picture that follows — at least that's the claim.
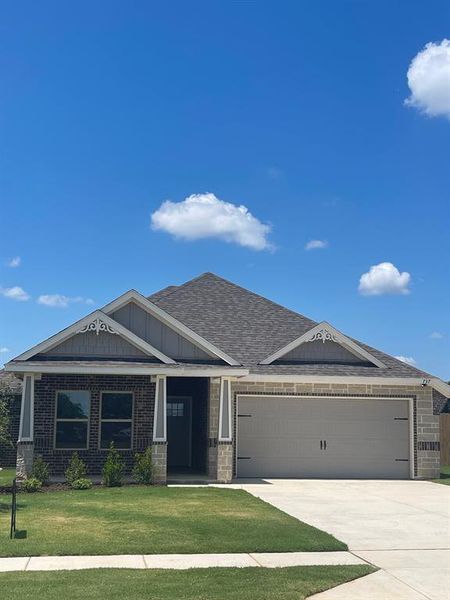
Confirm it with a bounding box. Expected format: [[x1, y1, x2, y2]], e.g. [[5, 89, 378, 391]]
[[5, 272, 450, 483]]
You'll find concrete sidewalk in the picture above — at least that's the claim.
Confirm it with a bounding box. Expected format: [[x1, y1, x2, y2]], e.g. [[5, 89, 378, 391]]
[[0, 551, 366, 572]]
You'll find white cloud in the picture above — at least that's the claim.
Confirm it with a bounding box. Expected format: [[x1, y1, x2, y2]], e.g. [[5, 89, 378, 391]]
[[395, 355, 417, 366], [305, 239, 328, 251], [151, 192, 272, 251], [0, 286, 30, 301], [6, 256, 21, 268], [0, 347, 10, 353], [405, 39, 450, 119], [358, 262, 411, 296], [429, 331, 444, 339], [38, 295, 94, 308]]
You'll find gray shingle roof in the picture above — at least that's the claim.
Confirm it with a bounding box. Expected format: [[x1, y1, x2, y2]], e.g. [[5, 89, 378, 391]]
[[148, 272, 433, 379]]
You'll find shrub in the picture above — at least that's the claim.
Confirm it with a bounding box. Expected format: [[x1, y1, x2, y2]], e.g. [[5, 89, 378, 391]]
[[65, 452, 87, 484], [132, 447, 153, 484], [71, 478, 92, 490], [31, 455, 50, 485], [102, 442, 124, 487], [23, 477, 42, 493]]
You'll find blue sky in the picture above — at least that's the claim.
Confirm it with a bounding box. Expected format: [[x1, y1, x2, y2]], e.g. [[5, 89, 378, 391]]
[[1, 1, 449, 378]]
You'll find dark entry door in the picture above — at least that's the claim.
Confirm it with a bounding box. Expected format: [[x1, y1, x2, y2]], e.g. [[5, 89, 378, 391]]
[[167, 396, 192, 468]]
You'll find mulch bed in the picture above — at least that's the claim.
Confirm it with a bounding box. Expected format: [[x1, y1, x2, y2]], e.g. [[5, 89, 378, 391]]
[[0, 481, 159, 494]]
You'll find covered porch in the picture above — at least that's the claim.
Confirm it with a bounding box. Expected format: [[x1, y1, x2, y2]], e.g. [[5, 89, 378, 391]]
[[11, 364, 242, 484]]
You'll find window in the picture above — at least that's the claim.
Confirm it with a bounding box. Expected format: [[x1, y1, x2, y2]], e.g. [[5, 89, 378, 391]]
[[55, 391, 90, 449], [167, 402, 184, 417], [100, 392, 133, 449]]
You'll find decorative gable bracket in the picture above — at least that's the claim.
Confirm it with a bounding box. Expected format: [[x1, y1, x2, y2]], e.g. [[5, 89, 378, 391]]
[[306, 327, 337, 344], [77, 317, 118, 336]]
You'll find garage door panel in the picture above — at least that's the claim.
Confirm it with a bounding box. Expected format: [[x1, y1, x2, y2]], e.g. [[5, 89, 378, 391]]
[[237, 396, 411, 479], [322, 419, 409, 439]]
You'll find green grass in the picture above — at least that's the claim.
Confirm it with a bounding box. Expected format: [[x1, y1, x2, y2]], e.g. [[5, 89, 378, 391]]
[[0, 486, 346, 556], [0, 468, 15, 486], [434, 465, 450, 485], [0, 566, 376, 600]]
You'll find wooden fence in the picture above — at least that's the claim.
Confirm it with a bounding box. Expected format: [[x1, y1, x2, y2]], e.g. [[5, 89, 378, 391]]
[[440, 414, 450, 465]]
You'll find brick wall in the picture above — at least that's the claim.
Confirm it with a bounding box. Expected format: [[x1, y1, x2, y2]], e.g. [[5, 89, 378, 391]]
[[231, 381, 441, 480], [33, 374, 155, 477]]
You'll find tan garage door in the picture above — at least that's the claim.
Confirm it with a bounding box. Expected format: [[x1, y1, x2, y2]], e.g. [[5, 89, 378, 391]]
[[237, 396, 411, 479]]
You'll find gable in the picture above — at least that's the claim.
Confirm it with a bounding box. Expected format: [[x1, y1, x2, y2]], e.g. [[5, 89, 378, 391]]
[[37, 330, 150, 360], [147, 272, 318, 367], [110, 301, 216, 362], [278, 339, 369, 364], [102, 290, 240, 364], [260, 322, 387, 368], [14, 311, 175, 364]]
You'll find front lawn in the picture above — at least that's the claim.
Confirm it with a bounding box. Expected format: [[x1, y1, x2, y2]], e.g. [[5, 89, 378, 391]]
[[0, 486, 346, 556], [0, 566, 375, 600], [0, 468, 15, 486], [434, 465, 450, 485]]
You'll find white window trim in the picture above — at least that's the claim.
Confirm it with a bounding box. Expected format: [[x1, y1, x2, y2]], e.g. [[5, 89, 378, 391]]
[[102, 290, 240, 366], [153, 375, 167, 442], [218, 378, 233, 442], [235, 393, 415, 479], [13, 310, 175, 364], [99, 391, 134, 450], [18, 374, 34, 442], [259, 321, 387, 368], [54, 390, 91, 451]]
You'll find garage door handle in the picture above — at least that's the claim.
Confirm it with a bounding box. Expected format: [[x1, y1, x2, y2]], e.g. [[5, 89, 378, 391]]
[[320, 440, 323, 450], [324, 440, 327, 450]]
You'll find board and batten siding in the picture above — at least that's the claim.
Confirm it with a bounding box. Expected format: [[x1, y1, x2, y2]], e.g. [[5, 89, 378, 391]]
[[111, 301, 214, 361], [39, 330, 149, 359], [281, 340, 365, 363]]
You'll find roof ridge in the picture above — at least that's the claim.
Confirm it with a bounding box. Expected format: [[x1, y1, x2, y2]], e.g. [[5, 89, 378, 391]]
[[147, 285, 179, 301], [148, 272, 213, 302], [151, 271, 318, 328]]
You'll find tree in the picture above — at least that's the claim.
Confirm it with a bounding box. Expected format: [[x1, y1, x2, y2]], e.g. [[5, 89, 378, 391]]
[[0, 381, 12, 447]]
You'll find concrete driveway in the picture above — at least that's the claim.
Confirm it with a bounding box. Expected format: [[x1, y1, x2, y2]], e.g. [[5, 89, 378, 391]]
[[238, 479, 450, 600]]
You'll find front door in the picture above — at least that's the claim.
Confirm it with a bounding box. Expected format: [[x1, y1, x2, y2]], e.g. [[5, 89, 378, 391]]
[[167, 396, 192, 469]]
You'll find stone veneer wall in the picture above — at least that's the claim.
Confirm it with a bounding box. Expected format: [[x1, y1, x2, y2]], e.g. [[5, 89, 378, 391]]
[[32, 374, 155, 477], [207, 378, 220, 479], [207, 378, 234, 482], [151, 442, 167, 483], [231, 381, 441, 480]]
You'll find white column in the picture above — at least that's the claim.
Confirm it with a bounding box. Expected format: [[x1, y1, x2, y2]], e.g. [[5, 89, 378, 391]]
[[18, 374, 34, 441], [218, 378, 232, 442], [153, 375, 167, 441]]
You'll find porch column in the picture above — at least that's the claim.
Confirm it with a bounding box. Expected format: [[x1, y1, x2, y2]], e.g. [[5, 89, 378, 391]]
[[217, 378, 233, 483], [218, 378, 232, 441], [152, 375, 167, 483], [16, 374, 35, 479]]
